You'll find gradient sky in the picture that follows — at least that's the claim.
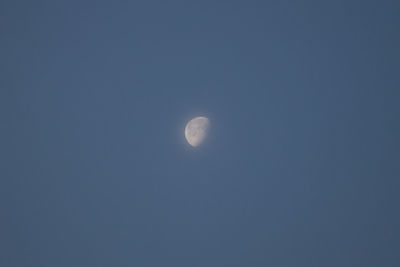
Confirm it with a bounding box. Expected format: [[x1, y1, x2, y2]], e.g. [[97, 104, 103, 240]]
[[1, 1, 400, 266]]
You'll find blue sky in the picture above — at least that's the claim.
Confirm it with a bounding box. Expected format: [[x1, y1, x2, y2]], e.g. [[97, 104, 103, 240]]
[[1, 1, 400, 266]]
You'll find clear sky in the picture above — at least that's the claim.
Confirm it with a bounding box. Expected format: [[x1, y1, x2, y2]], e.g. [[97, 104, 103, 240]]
[[1, 1, 399, 266]]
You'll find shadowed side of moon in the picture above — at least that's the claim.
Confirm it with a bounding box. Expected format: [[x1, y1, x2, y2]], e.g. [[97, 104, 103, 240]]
[[185, 117, 210, 147]]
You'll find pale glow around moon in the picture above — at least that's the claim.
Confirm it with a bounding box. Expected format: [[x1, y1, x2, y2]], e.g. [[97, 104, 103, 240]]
[[184, 116, 210, 147]]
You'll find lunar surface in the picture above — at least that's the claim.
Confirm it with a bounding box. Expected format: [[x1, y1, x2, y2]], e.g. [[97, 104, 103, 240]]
[[185, 116, 210, 147]]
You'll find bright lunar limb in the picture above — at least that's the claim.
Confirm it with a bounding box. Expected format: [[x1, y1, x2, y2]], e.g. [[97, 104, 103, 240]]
[[185, 116, 210, 147]]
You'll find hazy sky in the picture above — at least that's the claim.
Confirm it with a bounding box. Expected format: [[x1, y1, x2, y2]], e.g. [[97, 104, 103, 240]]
[[2, 1, 400, 266]]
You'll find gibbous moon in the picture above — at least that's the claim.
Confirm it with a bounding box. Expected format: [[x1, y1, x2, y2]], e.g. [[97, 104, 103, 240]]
[[185, 116, 210, 147]]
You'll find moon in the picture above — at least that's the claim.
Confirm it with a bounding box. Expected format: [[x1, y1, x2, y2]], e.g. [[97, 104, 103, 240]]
[[185, 116, 210, 147]]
